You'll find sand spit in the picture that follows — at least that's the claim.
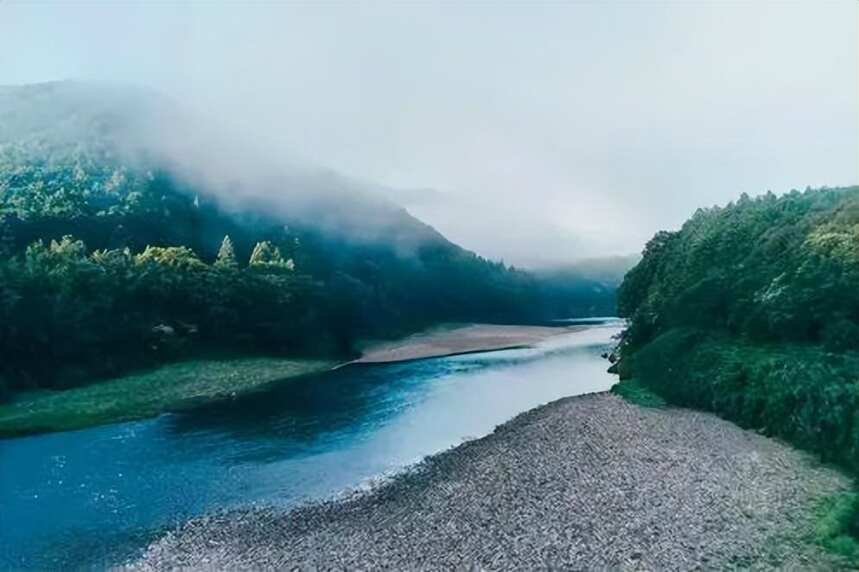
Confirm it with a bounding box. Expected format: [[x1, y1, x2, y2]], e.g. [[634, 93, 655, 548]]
[[355, 323, 585, 364]]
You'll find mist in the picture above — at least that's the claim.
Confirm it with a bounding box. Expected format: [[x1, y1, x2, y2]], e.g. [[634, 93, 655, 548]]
[[1, 1, 856, 267]]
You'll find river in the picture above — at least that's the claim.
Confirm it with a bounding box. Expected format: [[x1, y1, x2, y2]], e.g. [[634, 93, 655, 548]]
[[0, 319, 622, 569]]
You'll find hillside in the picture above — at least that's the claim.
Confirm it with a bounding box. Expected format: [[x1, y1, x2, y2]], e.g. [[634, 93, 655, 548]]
[[0, 81, 609, 396], [615, 186, 859, 557], [531, 254, 640, 318]]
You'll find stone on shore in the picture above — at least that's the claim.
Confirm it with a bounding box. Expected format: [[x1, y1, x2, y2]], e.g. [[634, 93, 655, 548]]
[[131, 393, 850, 570]]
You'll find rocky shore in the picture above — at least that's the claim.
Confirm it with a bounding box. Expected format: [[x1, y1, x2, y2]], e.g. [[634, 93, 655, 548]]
[[131, 393, 850, 570]]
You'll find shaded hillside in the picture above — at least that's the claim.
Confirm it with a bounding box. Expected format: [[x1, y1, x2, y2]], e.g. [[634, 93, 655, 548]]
[[532, 255, 639, 317], [0, 81, 607, 395], [615, 187, 859, 558], [616, 187, 859, 544]]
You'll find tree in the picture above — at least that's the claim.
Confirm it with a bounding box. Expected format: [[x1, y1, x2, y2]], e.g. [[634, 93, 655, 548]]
[[617, 186, 859, 479], [135, 245, 206, 271], [249, 241, 294, 271], [215, 235, 238, 269]]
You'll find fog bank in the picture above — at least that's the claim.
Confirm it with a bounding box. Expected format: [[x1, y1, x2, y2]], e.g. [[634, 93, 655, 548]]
[[1, 2, 856, 265]]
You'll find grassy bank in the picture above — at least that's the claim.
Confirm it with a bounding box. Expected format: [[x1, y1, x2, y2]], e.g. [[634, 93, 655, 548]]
[[610, 378, 666, 408], [0, 357, 334, 437], [815, 491, 859, 563]]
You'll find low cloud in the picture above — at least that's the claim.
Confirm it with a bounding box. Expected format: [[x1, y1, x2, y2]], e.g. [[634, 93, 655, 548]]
[[1, 2, 856, 266]]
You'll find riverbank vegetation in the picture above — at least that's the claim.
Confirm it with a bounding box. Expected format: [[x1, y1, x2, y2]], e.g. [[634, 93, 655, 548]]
[[616, 186, 859, 556], [609, 378, 666, 408], [0, 82, 615, 400], [815, 491, 859, 562], [0, 357, 333, 436], [0, 150, 546, 397]]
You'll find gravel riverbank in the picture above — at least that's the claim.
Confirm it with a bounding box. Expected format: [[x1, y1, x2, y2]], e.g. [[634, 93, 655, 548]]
[[131, 393, 851, 570]]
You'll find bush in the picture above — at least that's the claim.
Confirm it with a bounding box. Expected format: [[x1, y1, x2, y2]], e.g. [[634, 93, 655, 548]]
[[823, 319, 859, 352], [632, 330, 859, 472], [610, 378, 667, 408], [816, 491, 859, 563]]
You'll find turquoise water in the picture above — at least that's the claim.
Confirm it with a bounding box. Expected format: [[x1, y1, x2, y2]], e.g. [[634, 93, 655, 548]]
[[0, 320, 622, 569]]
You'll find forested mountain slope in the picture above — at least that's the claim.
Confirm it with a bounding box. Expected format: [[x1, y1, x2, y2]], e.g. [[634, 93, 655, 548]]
[[532, 254, 640, 318], [0, 81, 606, 396], [617, 186, 859, 473]]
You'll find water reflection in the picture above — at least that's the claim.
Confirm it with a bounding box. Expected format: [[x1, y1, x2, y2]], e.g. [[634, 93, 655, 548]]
[[0, 322, 621, 569], [164, 361, 451, 461]]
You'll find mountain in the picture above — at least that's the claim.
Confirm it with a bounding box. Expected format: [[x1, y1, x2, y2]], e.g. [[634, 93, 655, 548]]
[[0, 81, 611, 394], [374, 185, 596, 269], [526, 254, 640, 318], [556, 254, 641, 286], [0, 81, 446, 248]]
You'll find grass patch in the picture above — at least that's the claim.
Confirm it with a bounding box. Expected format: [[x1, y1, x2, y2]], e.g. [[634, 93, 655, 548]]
[[610, 378, 667, 408], [0, 357, 334, 437], [815, 490, 859, 565]]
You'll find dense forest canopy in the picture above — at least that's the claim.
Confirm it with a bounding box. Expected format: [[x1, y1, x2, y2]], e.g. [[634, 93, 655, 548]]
[[617, 186, 859, 476], [0, 81, 614, 397]]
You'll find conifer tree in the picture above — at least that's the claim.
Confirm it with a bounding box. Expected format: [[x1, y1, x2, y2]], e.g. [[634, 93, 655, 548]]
[[215, 235, 238, 269], [249, 241, 294, 270]]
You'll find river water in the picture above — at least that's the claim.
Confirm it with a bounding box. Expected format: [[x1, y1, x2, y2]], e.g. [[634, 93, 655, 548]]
[[0, 319, 622, 569]]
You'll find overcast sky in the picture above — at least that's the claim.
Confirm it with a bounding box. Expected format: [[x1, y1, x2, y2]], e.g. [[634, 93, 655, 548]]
[[1, 1, 856, 266]]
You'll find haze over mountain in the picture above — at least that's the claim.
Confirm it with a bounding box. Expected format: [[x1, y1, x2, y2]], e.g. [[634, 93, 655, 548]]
[[0, 80, 624, 393], [0, 80, 446, 251], [1, 2, 855, 266]]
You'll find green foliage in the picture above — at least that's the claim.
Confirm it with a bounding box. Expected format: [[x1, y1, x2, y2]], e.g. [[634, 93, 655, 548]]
[[135, 245, 207, 271], [815, 491, 859, 564], [0, 357, 333, 436], [618, 187, 859, 345], [0, 235, 319, 392], [0, 141, 158, 221], [214, 234, 238, 269], [618, 188, 859, 471], [249, 240, 294, 271], [631, 330, 859, 472], [822, 319, 859, 353], [0, 137, 556, 392], [618, 187, 859, 552], [610, 378, 666, 408], [0, 84, 613, 397]]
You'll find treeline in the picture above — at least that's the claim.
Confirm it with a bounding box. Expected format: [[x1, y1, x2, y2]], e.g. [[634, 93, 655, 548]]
[[0, 136, 604, 398], [617, 187, 859, 478], [0, 235, 320, 397]]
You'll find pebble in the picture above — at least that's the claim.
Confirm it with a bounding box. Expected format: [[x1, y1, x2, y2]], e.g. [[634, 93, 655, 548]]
[[128, 393, 851, 570]]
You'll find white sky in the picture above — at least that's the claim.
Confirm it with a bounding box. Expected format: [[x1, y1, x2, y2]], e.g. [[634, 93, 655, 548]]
[[1, 1, 857, 266]]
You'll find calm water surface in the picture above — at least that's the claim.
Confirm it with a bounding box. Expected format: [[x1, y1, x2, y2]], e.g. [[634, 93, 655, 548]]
[[0, 320, 622, 569]]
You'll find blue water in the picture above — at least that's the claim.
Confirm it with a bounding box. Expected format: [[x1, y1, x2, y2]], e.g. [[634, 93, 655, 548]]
[[0, 320, 622, 569]]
